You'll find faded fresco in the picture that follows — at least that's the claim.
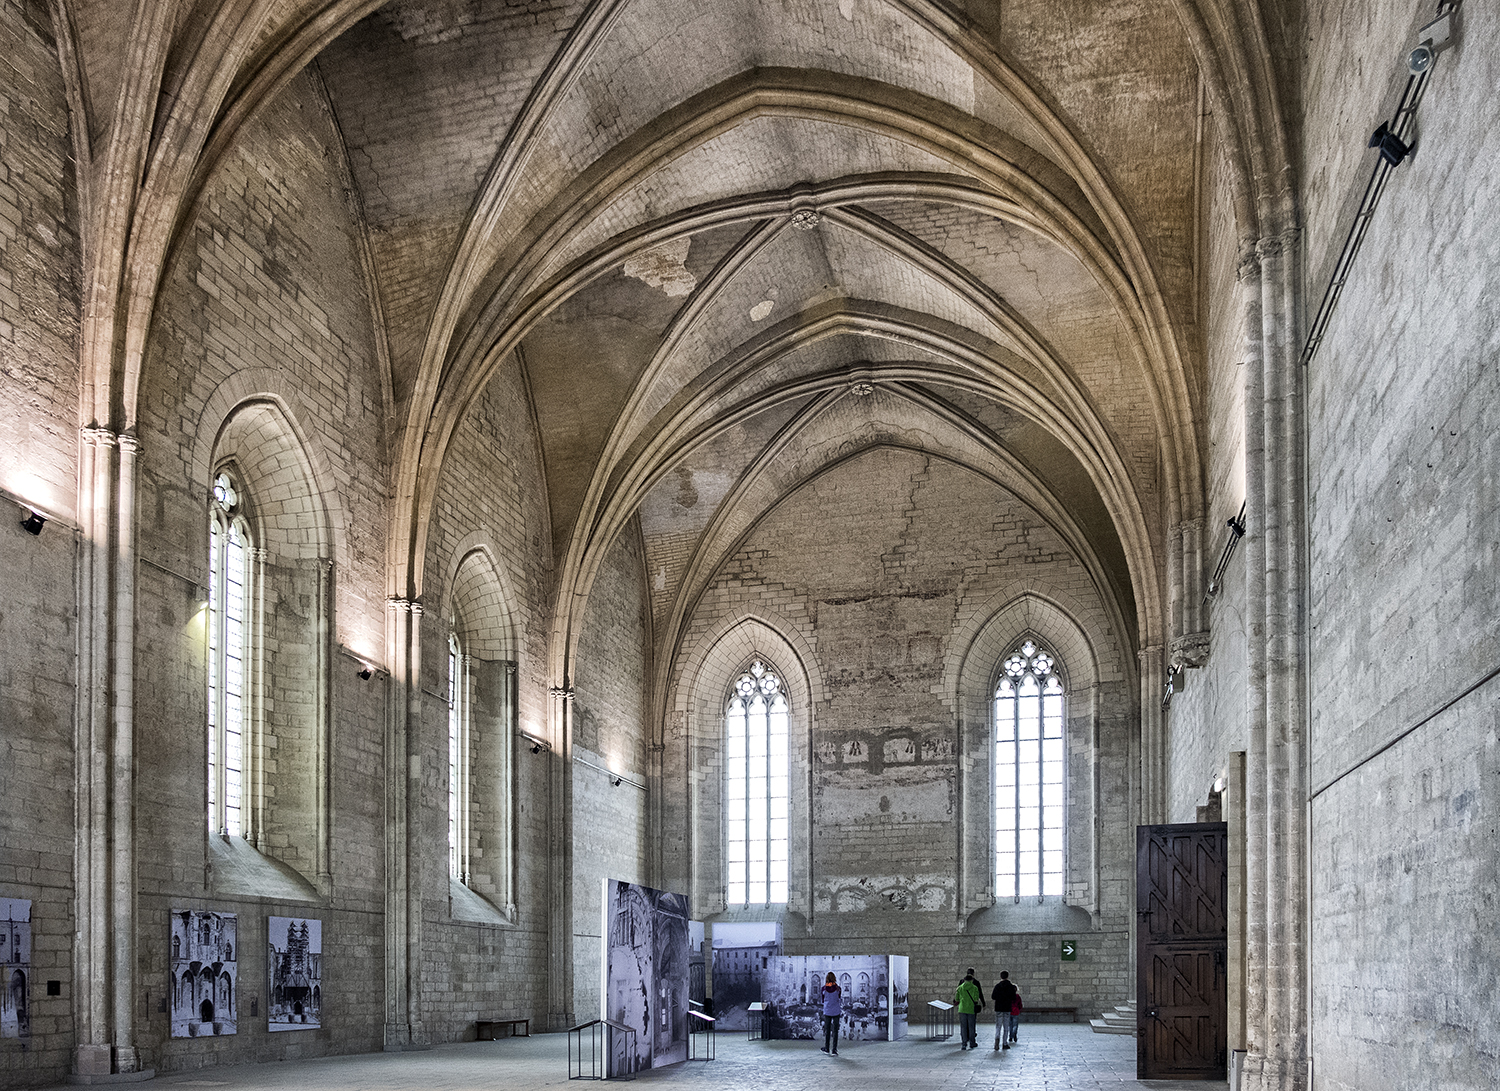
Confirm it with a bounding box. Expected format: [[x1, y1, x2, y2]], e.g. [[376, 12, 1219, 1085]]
[[1, 898, 30, 1040], [171, 910, 237, 1037], [268, 917, 322, 1031], [709, 921, 782, 1030], [603, 879, 689, 1073]]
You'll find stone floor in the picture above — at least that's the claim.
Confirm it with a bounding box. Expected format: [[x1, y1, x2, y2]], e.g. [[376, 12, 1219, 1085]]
[[47, 1025, 1227, 1091]]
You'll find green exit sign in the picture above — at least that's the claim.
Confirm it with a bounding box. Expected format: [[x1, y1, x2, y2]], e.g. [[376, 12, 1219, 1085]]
[[1060, 939, 1077, 961]]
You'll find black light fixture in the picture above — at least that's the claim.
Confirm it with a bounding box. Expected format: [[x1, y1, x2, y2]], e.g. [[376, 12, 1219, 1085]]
[[531, 743, 543, 755], [20, 508, 46, 535], [1368, 122, 1411, 168], [357, 666, 373, 680], [611, 776, 623, 787]]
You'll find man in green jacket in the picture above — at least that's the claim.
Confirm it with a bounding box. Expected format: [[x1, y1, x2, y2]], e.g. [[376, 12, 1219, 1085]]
[[954, 968, 984, 1049]]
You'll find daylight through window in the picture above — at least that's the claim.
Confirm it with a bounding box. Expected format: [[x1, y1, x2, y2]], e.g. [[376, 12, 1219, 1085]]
[[207, 472, 249, 837], [994, 639, 1065, 899], [725, 661, 788, 905]]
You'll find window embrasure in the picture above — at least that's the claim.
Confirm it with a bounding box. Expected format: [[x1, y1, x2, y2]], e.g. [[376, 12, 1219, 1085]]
[[725, 660, 789, 905], [208, 471, 251, 838], [994, 639, 1065, 899]]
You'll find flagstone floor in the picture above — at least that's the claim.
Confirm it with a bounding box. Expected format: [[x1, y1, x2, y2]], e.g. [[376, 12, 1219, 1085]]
[[47, 1024, 1227, 1091]]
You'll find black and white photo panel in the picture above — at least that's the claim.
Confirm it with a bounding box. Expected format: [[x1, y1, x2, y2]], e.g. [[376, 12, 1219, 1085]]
[[888, 955, 910, 1040], [760, 954, 893, 1041], [708, 921, 782, 1030], [267, 917, 322, 1031], [170, 910, 237, 1037], [1, 897, 31, 1040], [602, 879, 690, 1074]]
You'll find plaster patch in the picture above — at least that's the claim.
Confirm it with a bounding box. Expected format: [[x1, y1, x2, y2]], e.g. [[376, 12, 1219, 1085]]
[[838, 0, 855, 22], [750, 300, 774, 321], [624, 237, 696, 297]]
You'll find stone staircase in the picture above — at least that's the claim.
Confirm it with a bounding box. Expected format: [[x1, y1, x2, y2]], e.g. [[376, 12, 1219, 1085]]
[[1089, 1002, 1137, 1036]]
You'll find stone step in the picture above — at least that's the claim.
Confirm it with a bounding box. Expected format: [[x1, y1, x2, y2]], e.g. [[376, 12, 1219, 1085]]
[[1089, 1017, 1136, 1035], [1101, 1010, 1135, 1027]]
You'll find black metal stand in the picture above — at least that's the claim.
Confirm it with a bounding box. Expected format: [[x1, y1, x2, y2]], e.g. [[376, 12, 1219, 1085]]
[[688, 1010, 716, 1060], [925, 1000, 954, 1040], [568, 1018, 638, 1080]]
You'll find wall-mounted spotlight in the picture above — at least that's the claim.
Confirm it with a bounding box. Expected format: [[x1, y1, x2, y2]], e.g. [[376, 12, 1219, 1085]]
[[1368, 122, 1411, 168], [1203, 503, 1248, 602], [20, 508, 46, 535], [611, 776, 623, 787], [532, 743, 543, 754], [357, 666, 373, 680]]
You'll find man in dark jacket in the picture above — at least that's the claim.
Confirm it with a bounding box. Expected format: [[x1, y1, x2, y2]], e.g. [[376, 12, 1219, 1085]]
[[954, 968, 984, 1049], [992, 971, 1019, 1049]]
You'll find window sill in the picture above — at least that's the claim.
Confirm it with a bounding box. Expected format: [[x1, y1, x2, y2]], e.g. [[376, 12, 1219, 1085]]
[[209, 835, 321, 903], [450, 877, 516, 926]]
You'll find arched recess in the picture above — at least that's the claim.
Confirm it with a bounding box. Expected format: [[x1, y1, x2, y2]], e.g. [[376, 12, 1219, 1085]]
[[952, 592, 1118, 934], [670, 612, 820, 927], [203, 396, 334, 900], [442, 542, 519, 925]]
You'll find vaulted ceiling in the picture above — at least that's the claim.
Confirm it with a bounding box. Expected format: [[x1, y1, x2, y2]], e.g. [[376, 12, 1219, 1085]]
[[63, 0, 1241, 675]]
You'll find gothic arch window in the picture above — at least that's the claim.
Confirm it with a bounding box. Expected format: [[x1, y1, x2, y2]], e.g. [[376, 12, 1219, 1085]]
[[208, 471, 252, 837], [447, 630, 469, 882], [724, 660, 789, 905], [445, 549, 517, 920], [994, 639, 1066, 899]]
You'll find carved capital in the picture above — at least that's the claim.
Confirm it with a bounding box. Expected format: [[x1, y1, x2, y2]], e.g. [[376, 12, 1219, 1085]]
[[387, 597, 423, 615], [1170, 632, 1211, 670]]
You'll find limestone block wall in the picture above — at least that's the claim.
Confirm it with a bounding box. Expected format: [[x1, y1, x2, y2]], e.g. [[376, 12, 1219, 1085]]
[[669, 446, 1137, 1016], [571, 525, 651, 1023], [129, 68, 392, 1071], [0, 0, 82, 1083], [1300, 2, 1500, 1088], [1165, 109, 1252, 822], [419, 349, 557, 1039]]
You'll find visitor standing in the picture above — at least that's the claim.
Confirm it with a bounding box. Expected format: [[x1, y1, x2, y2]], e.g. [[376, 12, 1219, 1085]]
[[992, 971, 1019, 1050], [819, 972, 842, 1055], [954, 968, 983, 1049]]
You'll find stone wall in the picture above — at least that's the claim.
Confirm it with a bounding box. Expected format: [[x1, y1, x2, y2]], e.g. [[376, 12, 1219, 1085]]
[[570, 523, 652, 1024], [1299, 2, 1500, 1087], [671, 446, 1137, 1018], [0, 0, 80, 1083]]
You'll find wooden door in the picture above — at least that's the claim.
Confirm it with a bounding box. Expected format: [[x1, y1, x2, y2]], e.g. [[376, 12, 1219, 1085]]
[[1136, 822, 1228, 1080]]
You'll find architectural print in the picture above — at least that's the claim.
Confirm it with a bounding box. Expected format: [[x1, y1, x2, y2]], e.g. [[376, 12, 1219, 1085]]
[[267, 917, 322, 1031], [170, 910, 237, 1037], [708, 921, 782, 1030], [760, 954, 893, 1041], [0, 898, 30, 1040], [602, 879, 689, 1073]]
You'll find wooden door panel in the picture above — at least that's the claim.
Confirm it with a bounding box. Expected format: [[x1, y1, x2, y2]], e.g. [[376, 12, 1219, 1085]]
[[1137, 823, 1227, 1080]]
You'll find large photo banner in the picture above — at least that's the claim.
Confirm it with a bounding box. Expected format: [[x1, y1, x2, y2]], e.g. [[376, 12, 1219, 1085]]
[[761, 954, 893, 1041], [268, 917, 322, 1031], [888, 955, 909, 1040], [709, 921, 782, 1030], [171, 910, 237, 1037], [1, 898, 31, 1040], [603, 879, 689, 1073]]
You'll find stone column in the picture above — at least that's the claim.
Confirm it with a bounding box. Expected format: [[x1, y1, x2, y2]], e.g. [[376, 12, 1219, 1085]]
[[384, 596, 426, 1050], [1241, 227, 1309, 1091], [72, 426, 147, 1076], [547, 682, 575, 1030], [1136, 644, 1165, 824]]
